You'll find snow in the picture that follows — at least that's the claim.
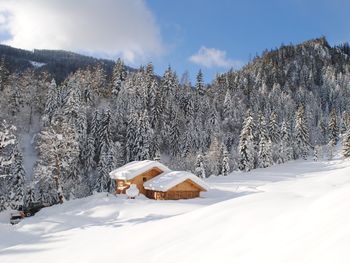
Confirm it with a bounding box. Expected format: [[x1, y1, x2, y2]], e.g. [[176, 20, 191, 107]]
[[109, 160, 171, 180], [29, 61, 46, 68], [1, 154, 350, 262], [144, 170, 209, 192], [126, 184, 139, 198]]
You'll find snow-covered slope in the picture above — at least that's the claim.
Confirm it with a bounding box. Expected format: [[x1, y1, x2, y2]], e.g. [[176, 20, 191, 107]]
[[1, 155, 350, 263]]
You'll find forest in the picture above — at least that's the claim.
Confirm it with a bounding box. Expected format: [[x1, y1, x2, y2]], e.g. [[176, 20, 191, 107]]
[[1, 37, 350, 211]]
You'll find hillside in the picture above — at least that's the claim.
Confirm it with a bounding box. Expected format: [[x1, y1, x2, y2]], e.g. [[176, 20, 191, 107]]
[[1, 149, 350, 263], [0, 44, 134, 83], [1, 37, 350, 217]]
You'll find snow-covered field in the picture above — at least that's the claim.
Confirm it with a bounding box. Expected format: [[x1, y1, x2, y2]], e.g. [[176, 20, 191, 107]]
[[1, 154, 350, 263]]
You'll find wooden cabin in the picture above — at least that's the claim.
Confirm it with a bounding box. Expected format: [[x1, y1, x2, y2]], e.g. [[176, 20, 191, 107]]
[[109, 161, 209, 200], [144, 171, 208, 200], [109, 160, 171, 195]]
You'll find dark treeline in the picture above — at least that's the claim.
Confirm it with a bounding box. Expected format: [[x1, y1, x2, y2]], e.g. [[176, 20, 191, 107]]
[[1, 37, 350, 211]]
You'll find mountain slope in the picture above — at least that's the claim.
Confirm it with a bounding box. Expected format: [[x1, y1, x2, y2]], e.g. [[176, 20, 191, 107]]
[[0, 44, 134, 83], [1, 151, 350, 263]]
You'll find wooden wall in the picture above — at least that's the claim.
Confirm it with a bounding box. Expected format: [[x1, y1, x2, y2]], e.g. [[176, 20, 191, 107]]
[[145, 179, 203, 200], [145, 189, 200, 200], [115, 167, 163, 195]]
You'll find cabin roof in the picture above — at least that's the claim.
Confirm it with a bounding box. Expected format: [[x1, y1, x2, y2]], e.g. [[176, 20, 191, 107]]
[[109, 160, 171, 180], [143, 171, 209, 192]]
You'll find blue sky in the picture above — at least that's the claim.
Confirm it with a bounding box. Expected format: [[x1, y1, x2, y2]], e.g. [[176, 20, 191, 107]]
[[0, 0, 349, 83], [148, 0, 350, 82]]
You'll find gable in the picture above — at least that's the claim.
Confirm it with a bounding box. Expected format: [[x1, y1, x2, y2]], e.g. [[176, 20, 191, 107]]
[[109, 160, 171, 180], [129, 167, 163, 184], [167, 179, 206, 192]]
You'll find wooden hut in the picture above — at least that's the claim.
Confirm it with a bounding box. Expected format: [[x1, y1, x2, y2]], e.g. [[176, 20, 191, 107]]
[[109, 161, 209, 200], [143, 171, 209, 200], [109, 160, 171, 195]]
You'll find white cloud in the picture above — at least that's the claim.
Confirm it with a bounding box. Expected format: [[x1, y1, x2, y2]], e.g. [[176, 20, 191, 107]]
[[189, 46, 242, 68], [0, 0, 165, 64]]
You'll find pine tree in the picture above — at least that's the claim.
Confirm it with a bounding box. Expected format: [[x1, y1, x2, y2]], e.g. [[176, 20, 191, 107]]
[[196, 69, 205, 95], [169, 114, 181, 156], [343, 129, 350, 158], [268, 111, 279, 143], [35, 115, 79, 203], [328, 108, 339, 146], [134, 110, 154, 160], [94, 143, 114, 193], [126, 112, 137, 162], [207, 136, 221, 176], [9, 145, 26, 210], [195, 154, 206, 178], [294, 105, 310, 160], [280, 120, 292, 163], [221, 149, 230, 176], [238, 110, 255, 171], [0, 56, 9, 91], [313, 146, 319, 161], [42, 79, 59, 126], [341, 111, 350, 135], [258, 115, 273, 168], [110, 58, 127, 97]]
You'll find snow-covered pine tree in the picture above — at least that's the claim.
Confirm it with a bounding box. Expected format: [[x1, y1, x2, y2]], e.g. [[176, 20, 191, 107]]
[[258, 115, 273, 168], [313, 146, 319, 161], [42, 79, 59, 126], [126, 112, 137, 162], [111, 58, 127, 98], [195, 69, 205, 96], [35, 115, 79, 203], [328, 108, 339, 146], [23, 183, 36, 209], [221, 148, 230, 176], [207, 136, 222, 176], [0, 56, 9, 91], [169, 113, 181, 156], [343, 129, 350, 158], [238, 110, 255, 172], [195, 154, 206, 178], [279, 120, 292, 163], [268, 111, 279, 143], [8, 145, 26, 210], [341, 111, 350, 135], [95, 143, 114, 193], [134, 110, 154, 160], [294, 105, 310, 160]]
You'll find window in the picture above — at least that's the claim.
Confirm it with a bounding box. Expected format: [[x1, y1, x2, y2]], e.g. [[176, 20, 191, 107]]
[[143, 177, 147, 182]]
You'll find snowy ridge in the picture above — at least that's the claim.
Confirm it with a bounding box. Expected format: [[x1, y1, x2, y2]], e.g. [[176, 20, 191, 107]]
[[109, 160, 171, 180], [144, 171, 210, 191]]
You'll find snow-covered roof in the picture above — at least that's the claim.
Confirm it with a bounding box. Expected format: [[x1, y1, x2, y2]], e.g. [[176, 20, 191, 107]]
[[109, 160, 171, 180], [144, 171, 209, 192]]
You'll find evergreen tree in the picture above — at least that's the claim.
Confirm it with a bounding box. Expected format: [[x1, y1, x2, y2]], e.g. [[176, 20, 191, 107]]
[[35, 115, 79, 203], [195, 154, 206, 178], [328, 108, 339, 146], [196, 69, 205, 95], [294, 105, 310, 160], [207, 136, 222, 176], [94, 143, 114, 193], [0, 56, 9, 91], [343, 129, 350, 158], [42, 79, 59, 126], [134, 110, 154, 160], [221, 148, 230, 176], [280, 120, 292, 163], [9, 146, 26, 210], [258, 115, 273, 168], [111, 58, 127, 97], [238, 110, 255, 171]]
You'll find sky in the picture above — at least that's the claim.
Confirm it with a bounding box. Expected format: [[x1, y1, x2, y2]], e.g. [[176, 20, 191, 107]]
[[0, 0, 349, 83]]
